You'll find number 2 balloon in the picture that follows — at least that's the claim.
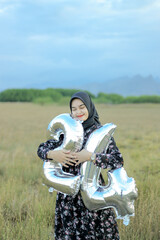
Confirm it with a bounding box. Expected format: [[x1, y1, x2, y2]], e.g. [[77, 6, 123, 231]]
[[42, 113, 138, 225]]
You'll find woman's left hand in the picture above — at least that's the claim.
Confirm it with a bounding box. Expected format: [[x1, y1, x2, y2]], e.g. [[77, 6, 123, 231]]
[[72, 149, 92, 166]]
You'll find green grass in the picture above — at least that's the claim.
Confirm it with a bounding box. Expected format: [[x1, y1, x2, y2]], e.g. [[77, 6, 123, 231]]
[[0, 103, 160, 240]]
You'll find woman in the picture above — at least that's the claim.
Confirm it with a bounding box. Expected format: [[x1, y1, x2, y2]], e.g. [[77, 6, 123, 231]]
[[37, 91, 124, 240]]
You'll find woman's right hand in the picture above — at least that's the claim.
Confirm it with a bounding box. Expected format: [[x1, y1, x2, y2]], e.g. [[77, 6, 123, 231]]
[[47, 150, 76, 168]]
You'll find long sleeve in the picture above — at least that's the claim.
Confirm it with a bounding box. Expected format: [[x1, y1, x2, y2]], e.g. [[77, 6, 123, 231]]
[[94, 137, 124, 170], [37, 137, 63, 161]]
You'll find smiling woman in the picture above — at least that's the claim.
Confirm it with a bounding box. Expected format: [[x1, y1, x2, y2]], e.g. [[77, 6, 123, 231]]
[[70, 92, 101, 130], [37, 91, 124, 239]]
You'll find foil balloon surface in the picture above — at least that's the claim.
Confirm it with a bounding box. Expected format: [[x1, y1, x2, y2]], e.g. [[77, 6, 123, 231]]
[[42, 114, 138, 225], [80, 123, 138, 225], [43, 113, 84, 195]]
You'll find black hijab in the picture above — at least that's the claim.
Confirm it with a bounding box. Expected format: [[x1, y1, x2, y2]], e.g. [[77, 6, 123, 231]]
[[70, 91, 101, 130]]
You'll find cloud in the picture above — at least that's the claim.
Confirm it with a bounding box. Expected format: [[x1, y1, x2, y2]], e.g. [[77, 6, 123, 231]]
[[0, 0, 159, 89], [87, 0, 160, 17], [28, 35, 51, 42], [0, 55, 24, 62], [0, 1, 21, 17], [28, 32, 130, 49], [96, 0, 106, 3], [0, 5, 14, 14]]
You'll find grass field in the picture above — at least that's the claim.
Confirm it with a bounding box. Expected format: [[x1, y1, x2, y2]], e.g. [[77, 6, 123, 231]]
[[0, 102, 160, 240]]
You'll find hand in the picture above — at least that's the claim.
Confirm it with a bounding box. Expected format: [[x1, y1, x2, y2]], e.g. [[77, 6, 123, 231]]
[[47, 149, 76, 168], [72, 149, 92, 166]]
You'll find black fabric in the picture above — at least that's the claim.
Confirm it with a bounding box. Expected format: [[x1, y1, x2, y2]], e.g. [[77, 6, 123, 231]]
[[70, 91, 101, 130]]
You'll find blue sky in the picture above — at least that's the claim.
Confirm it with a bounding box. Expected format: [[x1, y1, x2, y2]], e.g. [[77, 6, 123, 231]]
[[0, 0, 160, 91]]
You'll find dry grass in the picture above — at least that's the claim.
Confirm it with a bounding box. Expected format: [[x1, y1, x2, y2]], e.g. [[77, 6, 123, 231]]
[[0, 102, 160, 240]]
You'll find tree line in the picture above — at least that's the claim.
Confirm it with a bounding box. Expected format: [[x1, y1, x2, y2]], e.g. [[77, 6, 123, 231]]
[[0, 88, 160, 104]]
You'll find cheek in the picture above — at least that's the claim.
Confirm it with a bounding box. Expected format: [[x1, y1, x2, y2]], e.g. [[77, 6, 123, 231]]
[[84, 110, 89, 120], [71, 111, 76, 118]]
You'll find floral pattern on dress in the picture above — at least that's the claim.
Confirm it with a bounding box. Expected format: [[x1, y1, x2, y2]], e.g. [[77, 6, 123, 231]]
[[37, 123, 124, 240]]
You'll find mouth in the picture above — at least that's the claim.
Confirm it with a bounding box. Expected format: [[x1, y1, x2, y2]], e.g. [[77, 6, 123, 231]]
[[77, 115, 84, 118]]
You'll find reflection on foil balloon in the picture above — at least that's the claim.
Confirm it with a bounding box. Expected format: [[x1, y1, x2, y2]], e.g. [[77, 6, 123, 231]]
[[42, 114, 138, 225], [43, 113, 84, 196], [80, 123, 138, 225]]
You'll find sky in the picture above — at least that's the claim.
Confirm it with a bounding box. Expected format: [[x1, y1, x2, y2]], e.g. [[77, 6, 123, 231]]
[[0, 0, 160, 91]]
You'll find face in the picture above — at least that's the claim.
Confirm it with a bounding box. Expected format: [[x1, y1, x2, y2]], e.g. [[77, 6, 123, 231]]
[[71, 98, 89, 122]]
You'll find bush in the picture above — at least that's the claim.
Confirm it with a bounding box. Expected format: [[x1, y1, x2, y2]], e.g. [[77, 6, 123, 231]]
[[0, 89, 44, 102], [95, 93, 124, 104], [0, 88, 160, 104], [124, 95, 160, 103], [33, 97, 54, 105], [57, 96, 71, 105]]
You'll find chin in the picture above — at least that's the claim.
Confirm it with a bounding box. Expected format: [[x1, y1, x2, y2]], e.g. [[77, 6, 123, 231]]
[[82, 118, 87, 122], [78, 117, 84, 121]]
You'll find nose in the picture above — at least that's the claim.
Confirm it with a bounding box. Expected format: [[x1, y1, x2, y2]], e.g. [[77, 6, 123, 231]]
[[76, 109, 83, 115]]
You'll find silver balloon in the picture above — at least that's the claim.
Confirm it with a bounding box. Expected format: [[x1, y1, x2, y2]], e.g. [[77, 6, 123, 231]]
[[42, 114, 138, 225], [42, 113, 84, 195], [80, 123, 138, 225]]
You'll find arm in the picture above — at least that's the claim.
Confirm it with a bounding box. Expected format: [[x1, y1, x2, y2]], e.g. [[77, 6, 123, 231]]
[[37, 138, 62, 161], [37, 137, 76, 168], [94, 137, 124, 170], [72, 137, 123, 169]]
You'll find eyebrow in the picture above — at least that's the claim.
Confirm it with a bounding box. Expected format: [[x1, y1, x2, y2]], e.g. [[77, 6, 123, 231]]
[[71, 103, 85, 109]]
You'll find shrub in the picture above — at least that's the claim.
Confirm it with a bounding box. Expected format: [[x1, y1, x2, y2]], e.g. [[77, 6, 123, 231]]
[[33, 97, 54, 105]]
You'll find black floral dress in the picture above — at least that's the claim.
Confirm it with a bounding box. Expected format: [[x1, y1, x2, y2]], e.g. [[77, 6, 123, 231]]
[[37, 124, 124, 240]]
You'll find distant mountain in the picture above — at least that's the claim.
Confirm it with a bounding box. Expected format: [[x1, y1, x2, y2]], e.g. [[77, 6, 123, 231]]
[[2, 74, 159, 97], [155, 76, 160, 83], [80, 75, 160, 96]]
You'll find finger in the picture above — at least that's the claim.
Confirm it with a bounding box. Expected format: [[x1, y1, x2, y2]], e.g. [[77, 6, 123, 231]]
[[71, 154, 78, 160], [66, 161, 75, 166], [75, 160, 80, 166], [64, 152, 76, 157], [64, 159, 75, 166], [65, 156, 77, 162], [67, 162, 75, 166], [71, 153, 77, 158], [62, 162, 69, 168], [66, 158, 78, 163], [63, 149, 71, 154]]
